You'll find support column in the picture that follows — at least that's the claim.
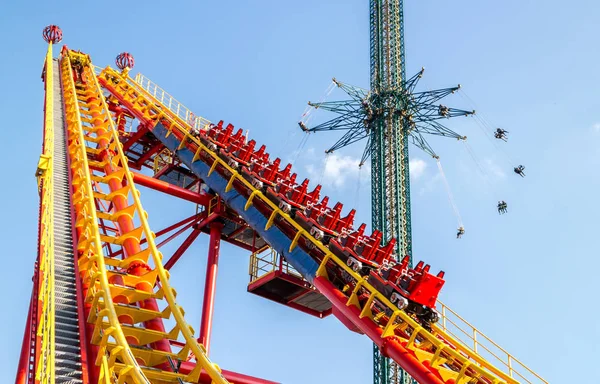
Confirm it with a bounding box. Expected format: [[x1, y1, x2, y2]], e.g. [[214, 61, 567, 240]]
[[198, 221, 224, 354], [15, 290, 34, 384]]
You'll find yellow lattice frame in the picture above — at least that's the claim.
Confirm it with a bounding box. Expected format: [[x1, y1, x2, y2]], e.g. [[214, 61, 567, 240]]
[[35, 41, 57, 384], [61, 50, 228, 384]]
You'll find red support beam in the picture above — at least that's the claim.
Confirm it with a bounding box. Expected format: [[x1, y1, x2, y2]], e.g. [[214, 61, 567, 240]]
[[109, 213, 203, 260], [225, 223, 249, 241], [122, 123, 150, 151], [155, 213, 202, 239], [131, 171, 211, 206], [197, 368, 279, 384], [134, 143, 164, 168], [15, 289, 34, 384], [198, 221, 224, 354], [164, 228, 202, 271], [156, 220, 198, 249]]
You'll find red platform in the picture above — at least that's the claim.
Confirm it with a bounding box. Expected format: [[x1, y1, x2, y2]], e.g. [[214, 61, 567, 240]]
[[247, 249, 332, 318]]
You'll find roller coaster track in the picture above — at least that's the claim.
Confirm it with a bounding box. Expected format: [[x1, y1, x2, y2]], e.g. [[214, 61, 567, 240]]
[[53, 47, 228, 383], [88, 58, 548, 384]]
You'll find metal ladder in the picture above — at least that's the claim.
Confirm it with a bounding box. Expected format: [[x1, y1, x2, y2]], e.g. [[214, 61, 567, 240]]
[[51, 59, 84, 384]]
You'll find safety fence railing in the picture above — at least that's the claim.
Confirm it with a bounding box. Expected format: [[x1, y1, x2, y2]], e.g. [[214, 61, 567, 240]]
[[436, 302, 548, 384], [249, 248, 304, 283], [133, 73, 211, 132], [153, 148, 174, 175], [94, 64, 210, 132], [35, 42, 56, 384]]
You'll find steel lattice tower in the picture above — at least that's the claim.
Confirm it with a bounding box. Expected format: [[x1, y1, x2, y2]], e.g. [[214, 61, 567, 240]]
[[300, 1, 474, 383]]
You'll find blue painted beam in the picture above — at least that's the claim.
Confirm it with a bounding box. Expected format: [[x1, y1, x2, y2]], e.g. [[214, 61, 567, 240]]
[[152, 123, 320, 284]]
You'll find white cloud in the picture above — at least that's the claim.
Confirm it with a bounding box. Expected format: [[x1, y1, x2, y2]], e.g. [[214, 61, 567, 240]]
[[409, 158, 427, 180], [592, 123, 600, 133], [304, 155, 428, 190], [306, 153, 367, 188]]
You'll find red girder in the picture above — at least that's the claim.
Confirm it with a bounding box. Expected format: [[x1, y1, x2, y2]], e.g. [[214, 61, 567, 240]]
[[134, 142, 164, 168], [155, 213, 202, 239], [225, 223, 250, 240], [15, 289, 34, 384], [131, 171, 211, 206], [156, 219, 200, 249], [164, 228, 203, 271], [122, 123, 151, 151], [198, 222, 223, 354]]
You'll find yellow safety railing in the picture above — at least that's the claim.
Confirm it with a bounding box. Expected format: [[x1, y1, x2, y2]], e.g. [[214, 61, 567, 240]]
[[249, 248, 277, 282], [101, 67, 548, 384], [153, 148, 173, 175], [437, 302, 548, 384], [249, 247, 304, 283], [134, 72, 211, 132], [35, 42, 56, 384]]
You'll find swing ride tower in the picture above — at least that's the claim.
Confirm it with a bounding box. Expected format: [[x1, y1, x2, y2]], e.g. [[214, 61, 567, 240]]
[[300, 1, 474, 383]]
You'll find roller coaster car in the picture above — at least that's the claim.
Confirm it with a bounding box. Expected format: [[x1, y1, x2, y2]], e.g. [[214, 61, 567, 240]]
[[293, 196, 329, 242], [241, 157, 290, 190], [295, 201, 355, 245], [329, 224, 382, 273], [202, 120, 236, 151], [265, 178, 322, 215], [334, 233, 396, 276], [195, 120, 221, 149], [219, 138, 261, 170], [367, 257, 445, 327], [263, 174, 299, 211], [216, 129, 246, 163]]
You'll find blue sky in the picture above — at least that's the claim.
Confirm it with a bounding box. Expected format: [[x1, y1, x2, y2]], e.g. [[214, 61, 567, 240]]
[[1, 1, 598, 383]]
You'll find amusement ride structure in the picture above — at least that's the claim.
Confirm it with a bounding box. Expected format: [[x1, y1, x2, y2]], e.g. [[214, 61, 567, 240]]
[[16, 3, 548, 384], [299, 1, 473, 381]]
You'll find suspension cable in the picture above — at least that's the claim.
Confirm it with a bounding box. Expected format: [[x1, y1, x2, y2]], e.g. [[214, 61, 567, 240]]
[[299, 80, 336, 126], [354, 165, 363, 208], [290, 132, 310, 167], [436, 158, 463, 228], [282, 80, 336, 161], [318, 153, 331, 186], [458, 90, 518, 166]]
